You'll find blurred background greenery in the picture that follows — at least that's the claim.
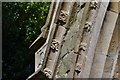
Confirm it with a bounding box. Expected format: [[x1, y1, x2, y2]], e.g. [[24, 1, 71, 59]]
[[2, 2, 50, 80]]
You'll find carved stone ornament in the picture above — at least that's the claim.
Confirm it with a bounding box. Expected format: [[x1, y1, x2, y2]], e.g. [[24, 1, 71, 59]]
[[90, 0, 98, 9], [84, 21, 92, 32], [50, 39, 59, 52], [79, 42, 87, 51], [43, 68, 52, 78], [58, 10, 69, 25], [75, 63, 82, 74]]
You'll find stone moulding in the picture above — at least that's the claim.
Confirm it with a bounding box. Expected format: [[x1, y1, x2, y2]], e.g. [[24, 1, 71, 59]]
[[26, 1, 120, 80]]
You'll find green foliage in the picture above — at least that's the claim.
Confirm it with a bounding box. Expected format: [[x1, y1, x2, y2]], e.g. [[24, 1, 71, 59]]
[[2, 2, 50, 80]]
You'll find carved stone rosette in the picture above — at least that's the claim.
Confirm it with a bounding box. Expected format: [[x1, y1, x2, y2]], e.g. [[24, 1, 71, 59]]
[[50, 39, 59, 52], [43, 68, 52, 78], [84, 21, 92, 32], [58, 10, 69, 26], [79, 42, 87, 51], [90, 0, 98, 9]]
